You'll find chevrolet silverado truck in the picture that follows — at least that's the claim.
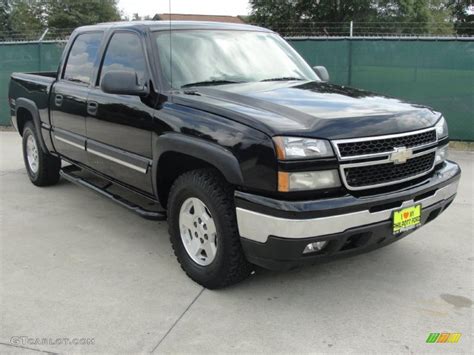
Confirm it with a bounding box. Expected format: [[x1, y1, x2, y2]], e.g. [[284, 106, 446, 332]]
[[8, 21, 460, 288]]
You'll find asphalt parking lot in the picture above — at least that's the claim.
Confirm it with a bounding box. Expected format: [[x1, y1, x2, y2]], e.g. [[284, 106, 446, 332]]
[[0, 131, 472, 354]]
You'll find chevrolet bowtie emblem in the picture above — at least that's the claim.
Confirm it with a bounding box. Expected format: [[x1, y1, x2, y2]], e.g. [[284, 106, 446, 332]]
[[389, 146, 413, 164]]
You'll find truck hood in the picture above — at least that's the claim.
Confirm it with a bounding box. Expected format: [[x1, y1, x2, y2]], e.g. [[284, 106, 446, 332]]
[[173, 81, 440, 139]]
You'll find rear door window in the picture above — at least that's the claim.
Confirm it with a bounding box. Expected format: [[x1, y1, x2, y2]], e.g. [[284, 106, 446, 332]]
[[63, 32, 103, 85]]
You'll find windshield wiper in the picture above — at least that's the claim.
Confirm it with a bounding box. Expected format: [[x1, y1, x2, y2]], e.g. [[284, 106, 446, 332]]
[[260, 77, 304, 82], [181, 80, 245, 88]]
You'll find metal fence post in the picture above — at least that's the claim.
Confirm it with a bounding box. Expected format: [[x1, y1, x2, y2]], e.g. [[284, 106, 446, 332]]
[[38, 29, 48, 71], [347, 40, 353, 86], [347, 22, 354, 85]]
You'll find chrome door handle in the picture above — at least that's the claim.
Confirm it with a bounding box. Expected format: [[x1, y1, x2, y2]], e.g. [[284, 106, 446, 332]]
[[54, 94, 63, 106], [87, 101, 98, 116]]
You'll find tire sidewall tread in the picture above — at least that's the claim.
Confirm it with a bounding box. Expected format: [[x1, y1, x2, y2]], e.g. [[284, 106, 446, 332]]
[[22, 122, 60, 186], [167, 169, 252, 289]]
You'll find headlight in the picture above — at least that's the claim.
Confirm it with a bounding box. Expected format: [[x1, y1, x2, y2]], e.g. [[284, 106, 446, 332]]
[[278, 170, 341, 192], [435, 117, 448, 140], [273, 136, 334, 160], [435, 145, 448, 165]]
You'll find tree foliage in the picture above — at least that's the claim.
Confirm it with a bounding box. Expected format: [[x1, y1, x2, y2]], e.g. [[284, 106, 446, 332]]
[[8, 0, 44, 38], [1, 0, 121, 40], [450, 0, 474, 35], [0, 0, 12, 36], [378, 0, 454, 34], [249, 0, 465, 35], [249, 0, 376, 32], [46, 0, 120, 29]]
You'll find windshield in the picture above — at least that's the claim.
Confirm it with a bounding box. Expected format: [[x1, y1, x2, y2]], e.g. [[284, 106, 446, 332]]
[[154, 30, 318, 89]]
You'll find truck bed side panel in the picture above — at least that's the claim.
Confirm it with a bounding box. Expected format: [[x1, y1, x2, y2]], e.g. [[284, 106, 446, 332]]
[[9, 72, 56, 152]]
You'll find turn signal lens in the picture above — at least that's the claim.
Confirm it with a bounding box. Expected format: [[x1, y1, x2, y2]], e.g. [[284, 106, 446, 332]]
[[278, 172, 290, 192]]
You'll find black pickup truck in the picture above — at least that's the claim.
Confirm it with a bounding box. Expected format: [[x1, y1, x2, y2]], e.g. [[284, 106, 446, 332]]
[[9, 21, 460, 288]]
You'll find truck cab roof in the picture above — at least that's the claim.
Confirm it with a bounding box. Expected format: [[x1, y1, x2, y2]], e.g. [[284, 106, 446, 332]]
[[75, 21, 272, 34]]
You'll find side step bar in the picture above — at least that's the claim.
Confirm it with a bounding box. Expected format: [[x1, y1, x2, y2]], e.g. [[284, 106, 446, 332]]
[[60, 166, 166, 221]]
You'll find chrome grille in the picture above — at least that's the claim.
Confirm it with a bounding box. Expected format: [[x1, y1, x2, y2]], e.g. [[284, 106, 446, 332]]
[[344, 152, 435, 188], [333, 128, 438, 190], [335, 129, 437, 159]]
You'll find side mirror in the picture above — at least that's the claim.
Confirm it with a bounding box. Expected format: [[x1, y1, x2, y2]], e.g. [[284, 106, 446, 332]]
[[313, 66, 330, 82], [101, 70, 148, 96]]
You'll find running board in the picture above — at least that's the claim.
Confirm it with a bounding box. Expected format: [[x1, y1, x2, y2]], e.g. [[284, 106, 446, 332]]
[[60, 166, 166, 221]]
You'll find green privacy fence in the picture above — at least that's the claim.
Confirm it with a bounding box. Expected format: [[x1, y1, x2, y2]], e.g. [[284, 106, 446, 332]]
[[288, 38, 474, 141], [0, 38, 473, 140], [0, 41, 66, 126]]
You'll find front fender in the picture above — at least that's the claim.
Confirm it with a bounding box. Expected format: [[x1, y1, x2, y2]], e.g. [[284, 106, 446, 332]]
[[152, 132, 244, 194]]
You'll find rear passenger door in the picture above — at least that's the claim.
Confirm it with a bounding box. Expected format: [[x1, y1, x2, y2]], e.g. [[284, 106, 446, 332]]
[[50, 31, 103, 164], [86, 30, 154, 194]]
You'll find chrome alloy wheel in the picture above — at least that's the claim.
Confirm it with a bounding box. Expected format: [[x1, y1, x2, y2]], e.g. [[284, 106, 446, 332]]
[[26, 134, 39, 173], [179, 197, 218, 266]]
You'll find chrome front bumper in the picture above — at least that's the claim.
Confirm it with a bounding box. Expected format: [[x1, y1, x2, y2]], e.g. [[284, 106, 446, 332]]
[[236, 178, 459, 243]]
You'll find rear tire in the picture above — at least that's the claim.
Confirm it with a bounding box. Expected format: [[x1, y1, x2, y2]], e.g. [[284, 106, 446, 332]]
[[22, 122, 60, 186], [167, 169, 253, 289]]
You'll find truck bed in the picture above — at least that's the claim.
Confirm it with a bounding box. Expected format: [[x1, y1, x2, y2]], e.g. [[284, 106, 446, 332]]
[[9, 72, 56, 130]]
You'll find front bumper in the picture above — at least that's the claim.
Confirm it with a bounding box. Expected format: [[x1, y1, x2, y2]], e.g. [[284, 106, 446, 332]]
[[236, 161, 460, 270]]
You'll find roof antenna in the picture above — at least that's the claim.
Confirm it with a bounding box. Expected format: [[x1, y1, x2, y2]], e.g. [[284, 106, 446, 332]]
[[168, 0, 173, 90]]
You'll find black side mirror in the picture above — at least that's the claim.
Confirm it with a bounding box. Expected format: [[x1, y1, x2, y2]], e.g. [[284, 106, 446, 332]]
[[313, 66, 330, 82], [101, 70, 149, 96]]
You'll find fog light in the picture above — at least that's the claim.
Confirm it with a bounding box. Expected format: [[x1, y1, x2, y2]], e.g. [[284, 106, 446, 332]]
[[303, 241, 328, 254]]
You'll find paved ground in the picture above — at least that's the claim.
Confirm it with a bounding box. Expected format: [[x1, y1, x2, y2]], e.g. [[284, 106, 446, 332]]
[[0, 131, 472, 354]]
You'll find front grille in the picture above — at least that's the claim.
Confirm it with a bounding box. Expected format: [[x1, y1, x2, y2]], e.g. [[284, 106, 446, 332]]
[[337, 130, 436, 158], [344, 152, 435, 188]]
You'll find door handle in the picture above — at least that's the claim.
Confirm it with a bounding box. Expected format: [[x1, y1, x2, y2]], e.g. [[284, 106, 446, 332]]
[[87, 101, 98, 116], [54, 94, 63, 107]]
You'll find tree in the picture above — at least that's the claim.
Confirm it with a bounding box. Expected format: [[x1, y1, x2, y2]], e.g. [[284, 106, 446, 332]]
[[46, 0, 121, 29], [249, 0, 377, 35], [1, 0, 122, 40], [428, 0, 455, 35], [249, 0, 455, 36], [377, 0, 453, 35], [8, 0, 44, 39], [0, 0, 11, 39], [450, 0, 474, 35], [130, 13, 152, 21]]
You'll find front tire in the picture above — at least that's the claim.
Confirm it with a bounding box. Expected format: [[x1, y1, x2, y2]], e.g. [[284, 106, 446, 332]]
[[167, 169, 253, 289], [22, 122, 60, 186]]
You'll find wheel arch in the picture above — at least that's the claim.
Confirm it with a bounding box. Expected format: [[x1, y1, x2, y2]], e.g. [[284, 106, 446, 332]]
[[152, 133, 244, 207], [15, 98, 48, 153]]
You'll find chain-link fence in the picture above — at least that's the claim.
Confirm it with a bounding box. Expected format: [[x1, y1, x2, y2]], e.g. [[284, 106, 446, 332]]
[[0, 28, 73, 43], [249, 21, 474, 38], [1, 21, 474, 41]]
